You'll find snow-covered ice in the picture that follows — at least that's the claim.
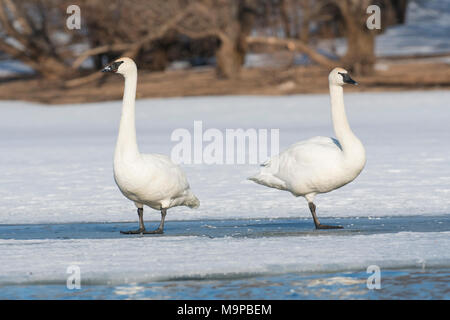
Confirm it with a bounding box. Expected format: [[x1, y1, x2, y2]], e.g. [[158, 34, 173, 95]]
[[1, 91, 449, 224], [1, 0, 449, 299], [0, 91, 449, 297], [0, 230, 449, 286]]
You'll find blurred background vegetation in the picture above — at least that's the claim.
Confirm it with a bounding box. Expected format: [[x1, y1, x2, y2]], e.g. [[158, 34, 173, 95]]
[[0, 0, 448, 103]]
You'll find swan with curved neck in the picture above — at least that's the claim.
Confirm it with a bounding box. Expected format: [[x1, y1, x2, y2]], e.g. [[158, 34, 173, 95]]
[[249, 68, 365, 229], [102, 57, 200, 234]]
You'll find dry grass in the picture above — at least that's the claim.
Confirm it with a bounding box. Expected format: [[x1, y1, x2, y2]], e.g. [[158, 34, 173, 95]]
[[0, 61, 449, 105]]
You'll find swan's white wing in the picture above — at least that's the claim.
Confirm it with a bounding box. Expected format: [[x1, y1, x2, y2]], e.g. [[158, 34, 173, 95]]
[[141, 153, 195, 196], [250, 136, 346, 195], [115, 153, 199, 209]]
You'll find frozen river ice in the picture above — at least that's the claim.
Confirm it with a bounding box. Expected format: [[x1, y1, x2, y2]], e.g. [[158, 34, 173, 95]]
[[0, 216, 449, 299], [0, 91, 449, 299]]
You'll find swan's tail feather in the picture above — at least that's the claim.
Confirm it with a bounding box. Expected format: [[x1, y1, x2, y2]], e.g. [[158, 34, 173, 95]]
[[248, 175, 261, 183], [185, 191, 200, 209], [248, 173, 286, 190], [248, 155, 286, 190]]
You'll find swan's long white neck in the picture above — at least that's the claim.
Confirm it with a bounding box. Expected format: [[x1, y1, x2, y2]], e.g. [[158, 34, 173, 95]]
[[115, 69, 140, 161], [329, 84, 360, 155]]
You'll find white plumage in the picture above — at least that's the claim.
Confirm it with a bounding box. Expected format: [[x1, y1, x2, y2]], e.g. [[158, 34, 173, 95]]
[[102, 57, 199, 234], [114, 153, 199, 211], [250, 68, 365, 229]]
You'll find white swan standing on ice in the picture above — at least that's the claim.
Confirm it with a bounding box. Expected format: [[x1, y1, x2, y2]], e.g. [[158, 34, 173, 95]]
[[102, 57, 200, 234], [249, 68, 365, 229]]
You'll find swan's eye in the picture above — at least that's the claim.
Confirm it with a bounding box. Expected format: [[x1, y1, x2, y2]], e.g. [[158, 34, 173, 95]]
[[110, 61, 124, 72], [338, 72, 347, 81]]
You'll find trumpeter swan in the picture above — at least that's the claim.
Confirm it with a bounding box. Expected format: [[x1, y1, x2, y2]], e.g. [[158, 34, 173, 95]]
[[102, 57, 200, 234], [249, 68, 365, 229]]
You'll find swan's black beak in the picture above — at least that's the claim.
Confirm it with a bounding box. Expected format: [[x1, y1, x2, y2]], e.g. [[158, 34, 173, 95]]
[[101, 61, 123, 73], [341, 72, 358, 85], [345, 77, 358, 85]]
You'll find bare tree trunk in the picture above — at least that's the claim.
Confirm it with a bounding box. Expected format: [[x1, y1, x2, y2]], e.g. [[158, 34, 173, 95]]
[[342, 23, 375, 75], [336, 0, 376, 75], [393, 0, 408, 24], [298, 0, 311, 43], [216, 36, 242, 79], [146, 46, 169, 71], [215, 1, 256, 79], [280, 0, 292, 38]]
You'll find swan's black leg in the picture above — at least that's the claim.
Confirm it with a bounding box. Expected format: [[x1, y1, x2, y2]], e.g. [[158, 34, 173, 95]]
[[120, 208, 146, 234], [308, 202, 343, 230], [143, 208, 167, 234]]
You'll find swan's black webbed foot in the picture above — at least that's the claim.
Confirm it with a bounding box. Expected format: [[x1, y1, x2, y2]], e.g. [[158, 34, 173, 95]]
[[308, 202, 344, 230], [120, 228, 146, 234], [142, 228, 164, 235], [120, 208, 167, 235], [315, 224, 344, 230], [120, 208, 146, 234], [141, 208, 167, 235], [120, 228, 163, 235]]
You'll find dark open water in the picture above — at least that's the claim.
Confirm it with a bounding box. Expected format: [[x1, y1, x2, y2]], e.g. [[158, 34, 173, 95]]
[[0, 216, 449, 299]]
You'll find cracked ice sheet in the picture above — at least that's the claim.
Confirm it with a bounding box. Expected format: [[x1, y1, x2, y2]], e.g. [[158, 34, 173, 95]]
[[0, 231, 448, 286]]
